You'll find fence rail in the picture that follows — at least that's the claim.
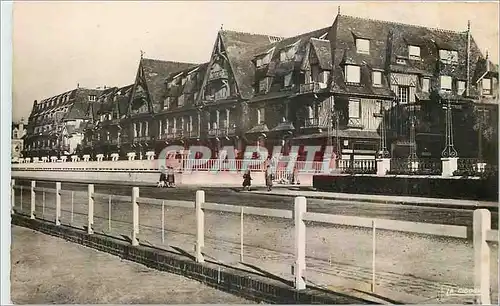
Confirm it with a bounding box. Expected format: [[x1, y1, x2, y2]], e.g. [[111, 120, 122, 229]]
[[9, 179, 499, 304]]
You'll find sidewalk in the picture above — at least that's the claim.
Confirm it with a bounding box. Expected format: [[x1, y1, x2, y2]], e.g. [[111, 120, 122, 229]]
[[246, 188, 498, 210]]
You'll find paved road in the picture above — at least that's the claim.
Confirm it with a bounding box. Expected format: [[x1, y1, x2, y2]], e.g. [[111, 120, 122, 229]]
[[10, 225, 253, 304], [16, 180, 499, 230]]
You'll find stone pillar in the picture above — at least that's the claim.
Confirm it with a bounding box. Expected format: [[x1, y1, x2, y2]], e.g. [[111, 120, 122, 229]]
[[441, 157, 458, 177], [376, 158, 391, 176]]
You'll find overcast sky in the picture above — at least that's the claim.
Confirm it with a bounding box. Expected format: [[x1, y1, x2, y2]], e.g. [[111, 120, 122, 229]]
[[12, 1, 499, 122]]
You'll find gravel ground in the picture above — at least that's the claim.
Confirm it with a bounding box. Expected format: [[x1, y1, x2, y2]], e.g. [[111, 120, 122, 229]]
[[13, 189, 499, 304], [10, 225, 254, 304]]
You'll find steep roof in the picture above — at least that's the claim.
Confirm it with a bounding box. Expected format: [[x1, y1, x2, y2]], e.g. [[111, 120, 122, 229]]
[[310, 38, 333, 70], [331, 14, 484, 97], [219, 30, 283, 99], [65, 88, 104, 121], [138, 58, 198, 113]]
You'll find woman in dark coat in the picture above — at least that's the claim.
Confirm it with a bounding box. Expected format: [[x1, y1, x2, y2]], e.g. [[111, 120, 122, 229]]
[[166, 166, 175, 188], [242, 169, 252, 191], [265, 165, 273, 191], [159, 171, 167, 187]]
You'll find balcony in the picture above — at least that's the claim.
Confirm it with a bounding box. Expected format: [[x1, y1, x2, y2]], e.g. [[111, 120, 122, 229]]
[[133, 136, 151, 142], [299, 82, 327, 94], [208, 70, 229, 81], [301, 118, 327, 129]]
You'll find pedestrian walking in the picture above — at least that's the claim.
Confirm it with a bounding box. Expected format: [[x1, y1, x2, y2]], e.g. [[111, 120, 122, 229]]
[[242, 169, 252, 191], [166, 166, 176, 188], [265, 165, 274, 191]]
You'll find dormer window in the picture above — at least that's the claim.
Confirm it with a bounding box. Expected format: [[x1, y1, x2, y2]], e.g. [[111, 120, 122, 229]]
[[89, 95, 96, 102], [421, 78, 430, 92], [372, 71, 382, 87], [439, 50, 458, 64], [280, 40, 300, 62], [397, 58, 407, 65], [284, 73, 293, 88], [356, 39, 370, 54], [457, 80, 466, 95], [409, 45, 421, 60], [259, 78, 269, 93], [345, 65, 361, 84], [440, 75, 452, 91], [482, 78, 492, 95], [256, 51, 272, 67]]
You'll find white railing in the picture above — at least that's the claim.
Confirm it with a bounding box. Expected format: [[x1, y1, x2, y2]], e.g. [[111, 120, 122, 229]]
[[10, 179, 498, 303], [12, 159, 327, 174]]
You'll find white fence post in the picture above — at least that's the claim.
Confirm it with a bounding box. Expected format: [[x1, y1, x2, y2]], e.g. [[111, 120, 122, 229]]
[[195, 190, 205, 263], [240, 206, 244, 263], [294, 196, 307, 290], [473, 209, 491, 305], [30, 181, 36, 219], [88, 184, 94, 234], [132, 187, 139, 246], [11, 179, 15, 214], [372, 220, 376, 293], [55, 182, 61, 226]]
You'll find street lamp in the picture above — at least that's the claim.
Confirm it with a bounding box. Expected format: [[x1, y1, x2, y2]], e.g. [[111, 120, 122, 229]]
[[441, 99, 458, 158]]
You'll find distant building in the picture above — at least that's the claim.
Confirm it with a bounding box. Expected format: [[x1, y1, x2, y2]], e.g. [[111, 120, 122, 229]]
[[11, 118, 26, 161], [23, 87, 106, 158]]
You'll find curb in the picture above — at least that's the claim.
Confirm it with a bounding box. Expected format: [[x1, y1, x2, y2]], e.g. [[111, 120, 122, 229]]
[[247, 191, 498, 210], [11, 214, 378, 305]]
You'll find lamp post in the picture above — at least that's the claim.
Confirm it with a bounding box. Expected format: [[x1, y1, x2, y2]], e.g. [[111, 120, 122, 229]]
[[441, 99, 458, 158]]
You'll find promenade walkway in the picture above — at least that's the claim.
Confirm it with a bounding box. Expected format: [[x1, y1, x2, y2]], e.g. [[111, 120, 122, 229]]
[[10, 225, 253, 304]]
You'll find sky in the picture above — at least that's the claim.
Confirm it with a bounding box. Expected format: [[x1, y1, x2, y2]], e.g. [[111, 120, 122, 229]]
[[11, 1, 499, 122]]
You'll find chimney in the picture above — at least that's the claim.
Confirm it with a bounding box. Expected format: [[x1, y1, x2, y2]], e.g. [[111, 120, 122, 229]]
[[77, 83, 80, 88]]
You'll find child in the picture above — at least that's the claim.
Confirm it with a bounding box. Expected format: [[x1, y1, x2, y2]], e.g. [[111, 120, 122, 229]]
[[242, 169, 252, 191]]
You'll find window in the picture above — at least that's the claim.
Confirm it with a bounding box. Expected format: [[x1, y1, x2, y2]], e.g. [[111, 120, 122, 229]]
[[256, 53, 271, 67], [89, 95, 96, 102], [398, 86, 410, 104], [372, 71, 382, 87], [257, 108, 265, 124], [345, 65, 361, 83], [356, 39, 370, 54], [215, 86, 229, 100], [164, 97, 170, 109], [284, 73, 293, 87], [259, 78, 269, 93], [348, 99, 361, 118], [321, 71, 330, 84], [158, 120, 162, 137], [457, 80, 466, 95], [396, 58, 406, 65], [178, 95, 185, 107], [421, 78, 430, 92], [440, 76, 452, 91], [482, 78, 492, 95], [409, 46, 421, 60], [439, 50, 458, 64], [13, 131, 18, 138]]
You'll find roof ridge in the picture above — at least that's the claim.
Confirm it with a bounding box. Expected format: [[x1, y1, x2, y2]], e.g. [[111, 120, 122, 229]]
[[141, 57, 199, 65], [339, 14, 467, 35], [221, 29, 285, 39]]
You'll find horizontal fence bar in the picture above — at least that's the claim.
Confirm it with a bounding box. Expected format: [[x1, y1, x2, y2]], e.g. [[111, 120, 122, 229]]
[[203, 202, 292, 219], [92, 193, 133, 202], [32, 187, 57, 193], [136, 197, 194, 209], [486, 229, 499, 243], [303, 212, 468, 238]]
